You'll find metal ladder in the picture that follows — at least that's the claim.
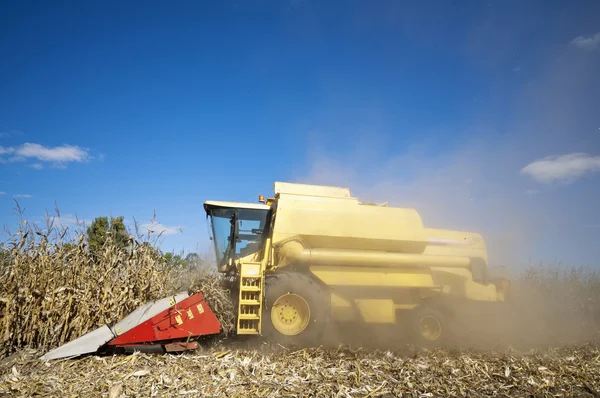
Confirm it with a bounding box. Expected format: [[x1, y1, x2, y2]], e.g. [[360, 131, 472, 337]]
[[237, 262, 263, 334]]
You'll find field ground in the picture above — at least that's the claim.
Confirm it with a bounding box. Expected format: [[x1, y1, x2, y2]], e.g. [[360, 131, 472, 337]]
[[2, 340, 600, 397]]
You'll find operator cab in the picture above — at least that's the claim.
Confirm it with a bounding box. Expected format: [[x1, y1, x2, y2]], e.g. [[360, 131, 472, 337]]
[[203, 201, 270, 271]]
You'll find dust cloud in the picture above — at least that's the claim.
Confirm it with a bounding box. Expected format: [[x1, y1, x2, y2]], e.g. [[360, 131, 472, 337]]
[[285, 139, 600, 349]]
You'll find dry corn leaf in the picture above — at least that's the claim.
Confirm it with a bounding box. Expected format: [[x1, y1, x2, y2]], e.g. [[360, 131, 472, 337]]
[[108, 383, 122, 398]]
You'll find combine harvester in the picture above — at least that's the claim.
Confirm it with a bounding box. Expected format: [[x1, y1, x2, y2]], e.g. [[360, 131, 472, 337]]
[[41, 182, 510, 360]]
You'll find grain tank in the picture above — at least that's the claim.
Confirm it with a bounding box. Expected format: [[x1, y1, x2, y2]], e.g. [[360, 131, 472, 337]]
[[203, 182, 509, 345]]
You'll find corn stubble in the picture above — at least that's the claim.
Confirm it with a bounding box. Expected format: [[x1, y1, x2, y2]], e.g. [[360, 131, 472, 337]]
[[2, 222, 600, 396], [2, 343, 600, 397]]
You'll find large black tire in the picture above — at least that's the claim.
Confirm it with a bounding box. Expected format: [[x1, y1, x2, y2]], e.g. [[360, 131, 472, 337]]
[[409, 306, 448, 348], [262, 272, 328, 346]]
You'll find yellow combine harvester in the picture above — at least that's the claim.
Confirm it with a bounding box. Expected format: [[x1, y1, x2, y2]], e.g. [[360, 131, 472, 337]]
[[41, 181, 511, 360], [204, 181, 510, 346]]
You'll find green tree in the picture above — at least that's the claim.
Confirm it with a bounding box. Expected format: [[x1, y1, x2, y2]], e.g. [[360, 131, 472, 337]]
[[164, 252, 186, 268], [184, 252, 214, 270], [86, 216, 130, 253], [185, 252, 201, 264], [62, 243, 77, 251]]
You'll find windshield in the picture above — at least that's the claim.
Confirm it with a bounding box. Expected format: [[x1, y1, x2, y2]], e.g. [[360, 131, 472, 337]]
[[207, 207, 269, 267]]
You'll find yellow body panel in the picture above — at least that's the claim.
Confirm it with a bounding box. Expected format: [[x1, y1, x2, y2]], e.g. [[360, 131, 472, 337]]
[[272, 196, 427, 254], [355, 300, 396, 323], [330, 292, 355, 321], [310, 266, 436, 288]]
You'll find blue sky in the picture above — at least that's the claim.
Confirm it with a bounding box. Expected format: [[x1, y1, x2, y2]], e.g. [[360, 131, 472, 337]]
[[1, 1, 599, 267]]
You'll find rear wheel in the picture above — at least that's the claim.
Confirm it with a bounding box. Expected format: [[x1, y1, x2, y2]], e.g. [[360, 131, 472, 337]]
[[410, 306, 447, 348], [262, 272, 328, 346]]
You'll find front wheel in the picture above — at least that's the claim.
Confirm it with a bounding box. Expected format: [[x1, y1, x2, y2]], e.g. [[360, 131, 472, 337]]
[[262, 272, 328, 346]]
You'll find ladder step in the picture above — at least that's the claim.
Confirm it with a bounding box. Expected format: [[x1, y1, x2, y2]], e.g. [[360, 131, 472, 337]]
[[237, 329, 259, 335], [238, 314, 260, 320], [240, 286, 261, 292], [240, 300, 261, 305]]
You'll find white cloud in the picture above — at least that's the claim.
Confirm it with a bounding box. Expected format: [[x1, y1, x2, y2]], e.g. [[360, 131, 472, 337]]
[[17, 143, 89, 162], [525, 189, 540, 195], [0, 191, 6, 195], [13, 194, 32, 198], [0, 143, 90, 167], [571, 32, 600, 51], [521, 153, 600, 183], [140, 221, 182, 237], [31, 163, 44, 170]]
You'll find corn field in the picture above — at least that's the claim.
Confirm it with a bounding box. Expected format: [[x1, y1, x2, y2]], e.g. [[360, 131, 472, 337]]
[[510, 265, 600, 344], [2, 219, 600, 358]]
